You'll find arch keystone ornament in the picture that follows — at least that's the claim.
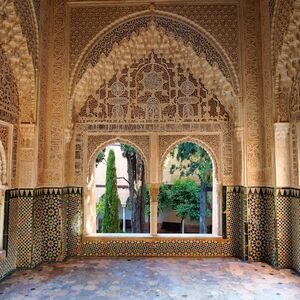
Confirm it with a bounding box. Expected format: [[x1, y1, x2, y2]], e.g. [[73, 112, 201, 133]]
[[71, 23, 238, 125]]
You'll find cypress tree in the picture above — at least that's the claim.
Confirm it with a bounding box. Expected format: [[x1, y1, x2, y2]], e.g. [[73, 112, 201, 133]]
[[101, 149, 120, 233]]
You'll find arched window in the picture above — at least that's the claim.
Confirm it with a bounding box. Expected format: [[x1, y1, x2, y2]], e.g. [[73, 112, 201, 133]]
[[159, 141, 218, 235], [90, 143, 149, 234]]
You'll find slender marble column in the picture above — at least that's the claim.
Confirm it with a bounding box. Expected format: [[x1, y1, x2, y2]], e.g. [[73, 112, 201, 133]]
[[274, 123, 291, 187], [149, 183, 160, 236]]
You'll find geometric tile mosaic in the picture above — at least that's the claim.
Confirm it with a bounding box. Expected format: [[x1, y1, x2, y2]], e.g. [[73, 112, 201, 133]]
[[80, 186, 244, 258], [36, 188, 64, 263], [0, 193, 18, 280], [225, 186, 244, 259], [275, 188, 293, 269], [16, 189, 34, 269], [64, 187, 82, 257], [247, 188, 276, 265], [291, 190, 300, 273], [1, 186, 299, 281]]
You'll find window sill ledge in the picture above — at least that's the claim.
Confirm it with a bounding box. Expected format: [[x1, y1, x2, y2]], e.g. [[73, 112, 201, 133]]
[[83, 233, 225, 242]]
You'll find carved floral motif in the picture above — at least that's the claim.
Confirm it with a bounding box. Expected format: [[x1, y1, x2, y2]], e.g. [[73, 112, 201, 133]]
[[73, 23, 237, 125], [78, 53, 229, 126], [0, 0, 36, 123]]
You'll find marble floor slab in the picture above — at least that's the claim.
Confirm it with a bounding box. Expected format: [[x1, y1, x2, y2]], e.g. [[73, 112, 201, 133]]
[[0, 257, 299, 299]]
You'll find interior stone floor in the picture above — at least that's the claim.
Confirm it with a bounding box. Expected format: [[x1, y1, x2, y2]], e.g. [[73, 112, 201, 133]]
[[0, 257, 299, 300]]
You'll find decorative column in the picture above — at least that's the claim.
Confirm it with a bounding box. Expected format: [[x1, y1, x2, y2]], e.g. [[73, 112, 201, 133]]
[[233, 127, 245, 185], [274, 123, 291, 187], [84, 171, 96, 235], [18, 124, 36, 187], [122, 204, 126, 233], [0, 185, 7, 250], [149, 183, 160, 236], [64, 128, 72, 185]]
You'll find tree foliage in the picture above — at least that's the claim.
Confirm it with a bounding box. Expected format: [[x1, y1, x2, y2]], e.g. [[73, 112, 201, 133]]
[[169, 142, 213, 233], [96, 193, 106, 217], [169, 179, 200, 221], [170, 142, 212, 186], [101, 149, 120, 233], [95, 148, 106, 167], [145, 183, 171, 216], [121, 144, 146, 233]]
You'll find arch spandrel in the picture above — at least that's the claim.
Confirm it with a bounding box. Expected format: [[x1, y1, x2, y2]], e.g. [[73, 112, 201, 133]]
[[70, 14, 240, 126]]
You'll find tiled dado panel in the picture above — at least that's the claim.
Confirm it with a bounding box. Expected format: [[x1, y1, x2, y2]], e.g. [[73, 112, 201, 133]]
[[36, 187, 83, 262], [36, 188, 65, 262], [1, 186, 298, 279], [79, 187, 244, 257], [0, 187, 83, 280], [291, 192, 300, 273], [225, 186, 245, 259], [15, 189, 35, 269], [0, 194, 18, 280], [246, 188, 276, 265], [275, 189, 292, 268], [275, 188, 300, 271], [63, 188, 82, 257]]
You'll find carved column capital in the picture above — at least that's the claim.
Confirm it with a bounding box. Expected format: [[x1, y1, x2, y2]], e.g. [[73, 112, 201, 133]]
[[233, 126, 243, 141], [19, 124, 35, 148], [149, 183, 161, 203], [64, 128, 73, 145], [274, 122, 290, 140], [274, 122, 291, 187]]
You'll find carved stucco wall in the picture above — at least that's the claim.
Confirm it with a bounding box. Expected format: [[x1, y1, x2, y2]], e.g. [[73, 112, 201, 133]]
[[273, 0, 300, 122], [37, 0, 50, 185], [0, 1, 37, 124], [0, 0, 300, 279], [0, 0, 40, 279], [272, 0, 295, 76], [69, 3, 239, 78], [72, 44, 234, 186], [260, 0, 274, 186], [290, 70, 300, 187], [272, 0, 300, 189], [12, 0, 39, 70], [0, 47, 18, 188], [242, 0, 265, 185], [0, 48, 19, 125], [69, 19, 239, 127], [40, 0, 68, 186]]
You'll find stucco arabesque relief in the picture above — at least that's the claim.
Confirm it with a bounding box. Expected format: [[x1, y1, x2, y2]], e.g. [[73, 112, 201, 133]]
[[274, 0, 300, 122], [272, 0, 300, 187], [70, 22, 239, 128], [70, 25, 237, 186], [0, 0, 37, 124], [69, 11, 239, 129]]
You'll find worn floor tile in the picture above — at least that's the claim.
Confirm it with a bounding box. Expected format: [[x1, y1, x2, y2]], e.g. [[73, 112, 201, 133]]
[[0, 257, 299, 299]]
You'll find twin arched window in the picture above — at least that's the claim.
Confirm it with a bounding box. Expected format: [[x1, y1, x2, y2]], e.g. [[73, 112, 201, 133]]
[[90, 141, 215, 236]]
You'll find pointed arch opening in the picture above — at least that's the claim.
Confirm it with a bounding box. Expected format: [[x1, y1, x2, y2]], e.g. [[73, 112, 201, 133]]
[[159, 137, 221, 236], [85, 140, 149, 236]]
